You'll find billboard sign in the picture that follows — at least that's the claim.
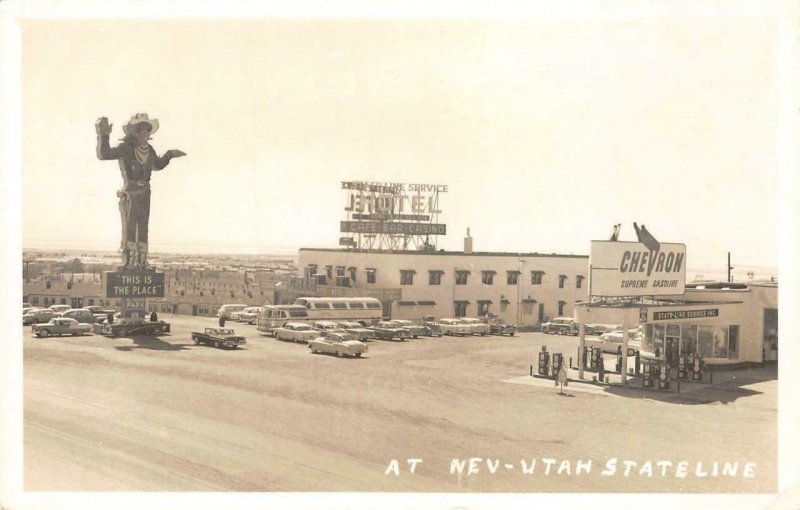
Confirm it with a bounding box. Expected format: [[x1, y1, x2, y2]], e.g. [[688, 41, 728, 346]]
[[590, 241, 686, 297], [104, 271, 165, 298]]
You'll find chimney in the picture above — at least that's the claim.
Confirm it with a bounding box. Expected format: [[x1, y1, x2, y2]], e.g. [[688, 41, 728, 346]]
[[464, 228, 473, 254]]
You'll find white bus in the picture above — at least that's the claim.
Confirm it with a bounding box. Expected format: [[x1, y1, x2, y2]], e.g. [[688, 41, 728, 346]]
[[257, 304, 310, 333], [293, 297, 384, 324]]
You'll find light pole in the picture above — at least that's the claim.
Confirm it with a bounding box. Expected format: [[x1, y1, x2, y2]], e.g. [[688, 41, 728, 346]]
[[517, 259, 525, 327]]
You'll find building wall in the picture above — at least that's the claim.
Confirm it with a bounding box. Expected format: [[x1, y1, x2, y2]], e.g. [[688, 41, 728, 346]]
[[685, 284, 778, 363], [298, 249, 590, 328]]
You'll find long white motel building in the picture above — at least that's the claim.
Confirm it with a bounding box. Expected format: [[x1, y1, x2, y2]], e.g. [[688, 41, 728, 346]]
[[295, 243, 778, 366]]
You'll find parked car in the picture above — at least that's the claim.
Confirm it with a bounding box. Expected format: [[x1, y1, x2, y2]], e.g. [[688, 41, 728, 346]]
[[60, 308, 98, 324], [485, 318, 517, 336], [459, 317, 491, 336], [391, 319, 427, 338], [273, 322, 319, 343], [369, 321, 411, 341], [420, 316, 444, 337], [312, 320, 340, 333], [597, 331, 641, 356], [238, 307, 260, 325], [336, 321, 377, 341], [48, 304, 71, 316], [23, 308, 57, 325], [308, 331, 368, 357], [218, 304, 247, 320], [191, 328, 247, 349], [32, 317, 92, 337], [438, 318, 471, 336], [541, 317, 579, 335]]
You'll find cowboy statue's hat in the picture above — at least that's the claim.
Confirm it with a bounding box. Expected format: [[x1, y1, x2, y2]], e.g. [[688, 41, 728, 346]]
[[122, 112, 160, 136]]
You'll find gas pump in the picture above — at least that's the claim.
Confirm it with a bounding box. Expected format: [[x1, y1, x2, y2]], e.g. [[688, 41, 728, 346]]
[[537, 346, 550, 376], [590, 347, 603, 370], [551, 353, 563, 379], [691, 355, 705, 381], [642, 362, 654, 388], [677, 355, 689, 380], [658, 362, 670, 390]]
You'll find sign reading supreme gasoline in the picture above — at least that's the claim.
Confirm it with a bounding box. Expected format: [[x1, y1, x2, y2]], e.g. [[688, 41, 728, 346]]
[[103, 271, 165, 298], [589, 241, 686, 297]]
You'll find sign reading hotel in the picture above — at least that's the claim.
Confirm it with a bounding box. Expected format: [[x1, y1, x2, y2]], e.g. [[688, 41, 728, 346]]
[[103, 271, 165, 298], [589, 241, 686, 297], [341, 181, 447, 235]]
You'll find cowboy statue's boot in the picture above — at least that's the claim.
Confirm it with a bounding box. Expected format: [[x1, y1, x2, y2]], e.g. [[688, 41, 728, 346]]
[[139, 243, 152, 270], [126, 241, 138, 270]]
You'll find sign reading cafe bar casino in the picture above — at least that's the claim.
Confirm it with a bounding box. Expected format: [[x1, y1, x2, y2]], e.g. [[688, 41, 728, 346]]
[[589, 241, 686, 297]]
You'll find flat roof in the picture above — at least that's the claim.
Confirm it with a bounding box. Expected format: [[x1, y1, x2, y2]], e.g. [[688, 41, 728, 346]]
[[299, 247, 589, 259]]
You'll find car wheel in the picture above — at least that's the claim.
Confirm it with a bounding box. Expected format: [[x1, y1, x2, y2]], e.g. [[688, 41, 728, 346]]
[[72, 332, 78, 336], [336, 350, 341, 357], [510, 332, 515, 337], [356, 352, 362, 358], [39, 330, 49, 337], [193, 337, 200, 345], [215, 341, 221, 348]]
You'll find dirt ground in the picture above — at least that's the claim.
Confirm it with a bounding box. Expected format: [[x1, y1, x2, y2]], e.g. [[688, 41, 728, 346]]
[[22, 316, 777, 492]]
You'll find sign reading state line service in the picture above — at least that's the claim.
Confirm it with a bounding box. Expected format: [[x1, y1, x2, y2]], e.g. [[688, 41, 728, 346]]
[[590, 241, 686, 297], [104, 271, 165, 298]]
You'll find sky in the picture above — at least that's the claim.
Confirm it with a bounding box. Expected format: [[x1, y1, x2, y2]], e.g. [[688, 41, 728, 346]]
[[8, 5, 791, 271]]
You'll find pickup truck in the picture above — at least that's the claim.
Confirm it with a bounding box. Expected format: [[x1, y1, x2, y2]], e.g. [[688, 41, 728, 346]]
[[191, 328, 247, 349], [32, 318, 92, 337]]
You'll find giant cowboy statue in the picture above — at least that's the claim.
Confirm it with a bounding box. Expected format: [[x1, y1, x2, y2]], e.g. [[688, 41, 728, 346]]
[[95, 113, 186, 270]]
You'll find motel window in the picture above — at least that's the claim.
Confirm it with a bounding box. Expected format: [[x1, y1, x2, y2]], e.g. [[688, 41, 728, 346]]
[[306, 265, 317, 278], [31, 297, 39, 306], [325, 266, 333, 279], [531, 271, 544, 285], [455, 270, 469, 285], [576, 275, 585, 289], [500, 299, 509, 312], [522, 301, 535, 316], [400, 270, 415, 286], [507, 271, 520, 285], [558, 300, 567, 316], [348, 267, 357, 283], [538, 303, 545, 322], [477, 300, 491, 316], [335, 266, 345, 277], [481, 271, 495, 285], [60, 298, 67, 304], [454, 301, 468, 318], [558, 275, 567, 289], [366, 268, 376, 284], [429, 270, 444, 285]]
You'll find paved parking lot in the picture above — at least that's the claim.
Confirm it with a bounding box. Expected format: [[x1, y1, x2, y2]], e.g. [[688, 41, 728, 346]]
[[22, 315, 777, 492]]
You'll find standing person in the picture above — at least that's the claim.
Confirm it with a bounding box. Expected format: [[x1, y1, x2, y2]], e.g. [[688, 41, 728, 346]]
[[219, 315, 226, 328], [95, 113, 186, 270], [150, 311, 158, 322]]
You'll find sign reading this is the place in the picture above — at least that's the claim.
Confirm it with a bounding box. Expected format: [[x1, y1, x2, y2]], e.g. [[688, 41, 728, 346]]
[[104, 271, 165, 298]]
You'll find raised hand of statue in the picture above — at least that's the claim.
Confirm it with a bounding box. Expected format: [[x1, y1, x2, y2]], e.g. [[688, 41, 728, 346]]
[[95, 117, 113, 136], [166, 149, 187, 158]]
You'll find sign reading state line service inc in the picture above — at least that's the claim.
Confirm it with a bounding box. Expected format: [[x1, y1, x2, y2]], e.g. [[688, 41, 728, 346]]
[[590, 241, 686, 297], [103, 271, 165, 298]]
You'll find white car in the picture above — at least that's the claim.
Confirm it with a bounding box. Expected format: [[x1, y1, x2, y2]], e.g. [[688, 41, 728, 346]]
[[313, 320, 340, 332], [48, 304, 71, 316], [597, 331, 641, 356], [336, 321, 376, 341], [458, 318, 491, 336], [273, 322, 319, 343], [238, 306, 260, 324], [308, 331, 368, 358], [391, 319, 427, 338], [439, 318, 471, 336]]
